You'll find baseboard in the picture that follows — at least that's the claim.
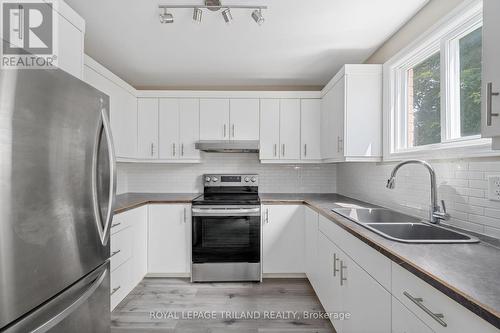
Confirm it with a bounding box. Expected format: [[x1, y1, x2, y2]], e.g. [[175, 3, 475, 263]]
[[146, 273, 191, 278], [262, 273, 307, 278]]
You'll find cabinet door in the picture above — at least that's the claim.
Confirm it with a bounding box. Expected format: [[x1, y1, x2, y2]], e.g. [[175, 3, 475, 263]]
[[301, 99, 321, 160], [128, 207, 148, 287], [200, 99, 230, 140], [259, 99, 280, 160], [137, 98, 159, 159], [321, 88, 335, 160], [84, 66, 137, 159], [230, 99, 260, 140], [331, 78, 346, 161], [148, 205, 190, 274], [279, 99, 301, 160], [57, 15, 83, 79], [482, 0, 500, 138], [305, 208, 319, 287], [392, 297, 435, 333], [317, 232, 344, 333], [262, 205, 304, 273], [159, 99, 180, 160], [340, 253, 391, 333], [179, 99, 200, 160]]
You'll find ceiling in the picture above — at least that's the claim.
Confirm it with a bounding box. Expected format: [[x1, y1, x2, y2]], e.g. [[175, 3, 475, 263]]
[[65, 0, 428, 90]]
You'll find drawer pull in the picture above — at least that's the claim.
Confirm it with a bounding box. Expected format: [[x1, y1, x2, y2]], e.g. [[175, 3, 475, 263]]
[[110, 286, 121, 296], [111, 223, 121, 229], [111, 250, 121, 258], [340, 260, 347, 286], [403, 291, 447, 327]]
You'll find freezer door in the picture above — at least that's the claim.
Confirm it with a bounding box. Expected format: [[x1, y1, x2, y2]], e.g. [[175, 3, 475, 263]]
[[0, 69, 116, 329], [2, 262, 110, 333]]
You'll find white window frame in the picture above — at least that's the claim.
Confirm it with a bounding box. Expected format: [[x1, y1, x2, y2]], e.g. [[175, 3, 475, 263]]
[[383, 0, 498, 161]]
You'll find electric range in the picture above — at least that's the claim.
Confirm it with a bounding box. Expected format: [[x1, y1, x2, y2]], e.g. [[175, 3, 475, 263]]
[[191, 174, 261, 282]]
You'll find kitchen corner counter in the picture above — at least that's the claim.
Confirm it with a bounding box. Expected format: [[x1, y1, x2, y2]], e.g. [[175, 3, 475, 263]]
[[114, 193, 200, 214], [261, 193, 500, 329]]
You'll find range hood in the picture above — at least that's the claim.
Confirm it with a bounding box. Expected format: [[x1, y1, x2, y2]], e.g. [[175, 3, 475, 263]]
[[195, 140, 259, 153]]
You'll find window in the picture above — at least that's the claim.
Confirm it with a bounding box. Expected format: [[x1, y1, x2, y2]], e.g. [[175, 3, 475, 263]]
[[384, 0, 493, 159]]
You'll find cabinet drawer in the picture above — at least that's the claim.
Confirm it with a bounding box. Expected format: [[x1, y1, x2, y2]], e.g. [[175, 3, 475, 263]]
[[110, 261, 130, 311], [110, 215, 128, 234], [319, 214, 391, 290], [110, 227, 132, 271], [392, 263, 498, 333], [392, 296, 434, 333]]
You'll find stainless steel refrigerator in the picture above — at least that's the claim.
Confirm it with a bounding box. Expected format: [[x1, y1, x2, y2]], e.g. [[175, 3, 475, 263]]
[[0, 68, 116, 332]]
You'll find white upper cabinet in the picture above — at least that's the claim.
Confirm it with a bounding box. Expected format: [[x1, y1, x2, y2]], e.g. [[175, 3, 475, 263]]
[[83, 57, 138, 160], [200, 99, 230, 140], [138, 98, 159, 159], [482, 0, 500, 148], [229, 99, 260, 140], [259, 99, 281, 160], [178, 99, 201, 160], [56, 2, 85, 79], [159, 99, 180, 160], [301, 99, 322, 160], [279, 99, 301, 160], [321, 65, 382, 162]]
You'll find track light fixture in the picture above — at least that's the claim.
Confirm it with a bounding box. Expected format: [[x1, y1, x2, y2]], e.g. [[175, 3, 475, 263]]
[[193, 8, 203, 23], [251, 9, 264, 25], [221, 8, 232, 24], [159, 8, 174, 24], [158, 1, 267, 25]]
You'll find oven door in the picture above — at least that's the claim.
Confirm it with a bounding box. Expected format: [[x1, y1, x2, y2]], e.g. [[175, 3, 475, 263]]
[[192, 206, 261, 264]]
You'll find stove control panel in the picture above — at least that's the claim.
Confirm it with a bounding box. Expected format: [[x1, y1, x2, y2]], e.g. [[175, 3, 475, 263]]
[[203, 174, 259, 186]]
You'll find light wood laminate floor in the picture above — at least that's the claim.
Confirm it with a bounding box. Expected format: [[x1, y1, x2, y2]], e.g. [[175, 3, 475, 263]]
[[111, 278, 335, 333]]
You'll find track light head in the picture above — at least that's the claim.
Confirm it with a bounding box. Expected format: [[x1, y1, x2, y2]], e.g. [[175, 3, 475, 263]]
[[159, 9, 174, 23], [251, 9, 264, 25], [193, 8, 202, 22], [221, 8, 232, 23]]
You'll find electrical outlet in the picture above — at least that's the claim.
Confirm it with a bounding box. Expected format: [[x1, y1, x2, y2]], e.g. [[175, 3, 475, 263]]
[[488, 176, 500, 202]]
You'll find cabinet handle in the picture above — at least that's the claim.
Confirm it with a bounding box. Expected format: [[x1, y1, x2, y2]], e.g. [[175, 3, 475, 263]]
[[181, 143, 184, 156], [172, 143, 176, 157], [304, 144, 307, 157], [223, 124, 227, 138], [265, 208, 269, 224], [232, 124, 235, 138], [487, 82, 500, 126], [403, 291, 447, 327], [183, 207, 187, 223], [111, 223, 121, 229], [150, 143, 154, 156], [273, 144, 277, 157], [282, 144, 285, 157], [333, 253, 339, 276], [340, 260, 347, 286], [110, 286, 121, 296], [111, 250, 121, 258]]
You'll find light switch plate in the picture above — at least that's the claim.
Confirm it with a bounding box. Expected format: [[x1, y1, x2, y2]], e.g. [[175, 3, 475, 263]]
[[488, 176, 500, 201]]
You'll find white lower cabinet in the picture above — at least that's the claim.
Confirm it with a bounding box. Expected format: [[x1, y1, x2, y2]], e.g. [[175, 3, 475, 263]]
[[262, 205, 304, 274], [392, 263, 498, 333], [148, 204, 191, 274], [305, 207, 319, 288], [110, 206, 147, 311], [392, 296, 434, 333]]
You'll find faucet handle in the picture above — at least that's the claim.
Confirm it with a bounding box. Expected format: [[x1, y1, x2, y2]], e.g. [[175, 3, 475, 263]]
[[441, 200, 447, 214]]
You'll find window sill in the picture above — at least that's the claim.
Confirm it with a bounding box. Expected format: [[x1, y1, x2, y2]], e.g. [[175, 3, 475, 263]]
[[384, 138, 500, 161]]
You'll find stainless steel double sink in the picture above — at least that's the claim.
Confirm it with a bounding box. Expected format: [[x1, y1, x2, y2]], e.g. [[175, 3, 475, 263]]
[[331, 208, 479, 243]]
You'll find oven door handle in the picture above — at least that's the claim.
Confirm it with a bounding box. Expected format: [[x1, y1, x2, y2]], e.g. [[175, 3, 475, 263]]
[[192, 207, 261, 217]]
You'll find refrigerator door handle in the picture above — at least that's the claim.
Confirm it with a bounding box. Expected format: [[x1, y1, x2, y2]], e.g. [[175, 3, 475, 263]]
[[3, 264, 108, 333], [91, 107, 117, 246]]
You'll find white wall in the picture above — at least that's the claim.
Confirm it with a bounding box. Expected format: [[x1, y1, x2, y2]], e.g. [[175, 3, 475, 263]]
[[119, 153, 337, 194], [337, 158, 500, 238]]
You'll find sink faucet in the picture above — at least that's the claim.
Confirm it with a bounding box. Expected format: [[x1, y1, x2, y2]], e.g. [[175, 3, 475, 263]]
[[386, 160, 449, 224]]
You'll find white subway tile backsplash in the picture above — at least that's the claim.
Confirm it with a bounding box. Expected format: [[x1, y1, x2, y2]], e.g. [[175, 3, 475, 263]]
[[337, 158, 500, 239], [118, 153, 337, 194]]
